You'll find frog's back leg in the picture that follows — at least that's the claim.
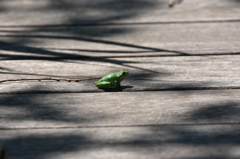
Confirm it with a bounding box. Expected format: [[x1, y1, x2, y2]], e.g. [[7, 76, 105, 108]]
[[95, 81, 116, 89]]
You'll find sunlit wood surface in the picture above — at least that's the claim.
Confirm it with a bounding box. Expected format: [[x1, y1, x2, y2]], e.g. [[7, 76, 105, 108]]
[[1, 0, 240, 158]]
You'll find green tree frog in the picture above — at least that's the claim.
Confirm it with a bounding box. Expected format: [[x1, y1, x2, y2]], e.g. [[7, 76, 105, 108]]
[[95, 70, 129, 89]]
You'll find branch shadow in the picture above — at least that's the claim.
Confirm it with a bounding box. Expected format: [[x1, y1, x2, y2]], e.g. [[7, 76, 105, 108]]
[[123, 99, 240, 158], [0, 34, 188, 58], [1, 88, 240, 158], [0, 86, 111, 123], [0, 0, 189, 65], [187, 102, 240, 122], [1, 133, 95, 159], [1, 0, 240, 158]]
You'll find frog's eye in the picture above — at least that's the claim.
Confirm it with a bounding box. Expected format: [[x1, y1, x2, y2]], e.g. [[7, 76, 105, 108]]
[[122, 72, 126, 75]]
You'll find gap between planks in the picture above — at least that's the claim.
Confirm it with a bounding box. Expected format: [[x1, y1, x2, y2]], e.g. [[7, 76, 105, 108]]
[[2, 122, 240, 131], [1, 86, 240, 95], [1, 51, 240, 61], [0, 19, 240, 28]]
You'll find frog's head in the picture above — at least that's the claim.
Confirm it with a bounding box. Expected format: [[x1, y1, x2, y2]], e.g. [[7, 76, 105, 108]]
[[119, 70, 129, 82]]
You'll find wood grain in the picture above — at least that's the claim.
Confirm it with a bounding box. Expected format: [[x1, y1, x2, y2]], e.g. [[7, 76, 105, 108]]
[[0, 22, 239, 59], [0, 0, 240, 26], [1, 90, 240, 128], [1, 0, 240, 158], [1, 55, 240, 93], [1, 125, 240, 158]]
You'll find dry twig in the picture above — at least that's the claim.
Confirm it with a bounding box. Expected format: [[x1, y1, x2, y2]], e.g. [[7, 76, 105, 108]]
[[0, 77, 101, 83]]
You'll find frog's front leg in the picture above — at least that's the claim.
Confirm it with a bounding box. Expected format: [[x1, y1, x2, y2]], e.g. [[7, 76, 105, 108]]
[[95, 81, 115, 89], [115, 80, 120, 88]]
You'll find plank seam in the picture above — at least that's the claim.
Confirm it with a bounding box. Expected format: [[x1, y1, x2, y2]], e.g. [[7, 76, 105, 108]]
[[1, 51, 240, 61], [0, 19, 239, 28], [1, 86, 240, 94], [1, 122, 240, 130]]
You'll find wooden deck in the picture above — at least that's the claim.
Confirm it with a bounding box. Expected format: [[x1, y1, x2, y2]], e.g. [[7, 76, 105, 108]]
[[1, 0, 240, 158]]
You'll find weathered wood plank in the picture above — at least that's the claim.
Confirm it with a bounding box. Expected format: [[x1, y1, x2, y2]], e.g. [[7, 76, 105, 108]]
[[1, 125, 240, 159], [1, 55, 240, 93], [1, 90, 240, 128], [0, 0, 240, 26], [0, 23, 239, 59]]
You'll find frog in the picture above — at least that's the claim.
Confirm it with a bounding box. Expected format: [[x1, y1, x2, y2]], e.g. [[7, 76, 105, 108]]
[[95, 70, 129, 89]]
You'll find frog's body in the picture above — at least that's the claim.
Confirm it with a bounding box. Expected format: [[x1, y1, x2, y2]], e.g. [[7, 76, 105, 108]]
[[95, 70, 129, 89]]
